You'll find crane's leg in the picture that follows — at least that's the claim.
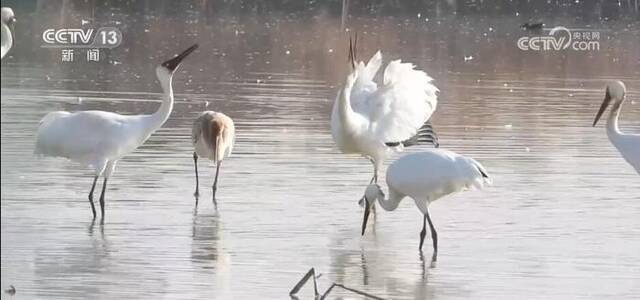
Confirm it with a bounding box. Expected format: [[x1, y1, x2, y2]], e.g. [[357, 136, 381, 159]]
[[88, 176, 99, 219], [358, 161, 378, 213], [370, 160, 377, 213], [98, 160, 117, 223], [424, 209, 438, 261], [368, 158, 378, 184], [212, 161, 222, 207], [193, 152, 200, 198], [419, 214, 427, 250], [99, 177, 108, 223]]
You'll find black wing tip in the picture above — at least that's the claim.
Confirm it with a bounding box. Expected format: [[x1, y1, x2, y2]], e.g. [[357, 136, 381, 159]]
[[476, 165, 490, 179], [385, 120, 440, 149], [387, 135, 438, 148]]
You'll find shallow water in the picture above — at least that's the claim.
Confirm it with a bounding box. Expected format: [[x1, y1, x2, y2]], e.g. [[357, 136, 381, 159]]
[[2, 14, 640, 300]]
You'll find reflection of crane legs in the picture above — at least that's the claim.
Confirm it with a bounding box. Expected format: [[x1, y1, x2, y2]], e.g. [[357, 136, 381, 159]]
[[289, 268, 385, 300]]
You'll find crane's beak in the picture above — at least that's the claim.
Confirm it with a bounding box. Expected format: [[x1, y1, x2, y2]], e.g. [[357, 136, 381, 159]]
[[161, 44, 198, 72], [593, 87, 612, 127], [361, 197, 371, 236], [347, 33, 357, 70]]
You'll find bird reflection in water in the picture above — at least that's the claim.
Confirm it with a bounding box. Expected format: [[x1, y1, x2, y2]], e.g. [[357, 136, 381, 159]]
[[191, 211, 232, 298], [191, 212, 223, 266]]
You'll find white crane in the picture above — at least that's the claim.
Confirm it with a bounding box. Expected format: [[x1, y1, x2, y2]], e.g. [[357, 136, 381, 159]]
[[34, 44, 198, 220], [592, 81, 640, 174], [192, 111, 235, 206], [361, 150, 491, 262], [331, 37, 439, 189], [1, 7, 15, 59]]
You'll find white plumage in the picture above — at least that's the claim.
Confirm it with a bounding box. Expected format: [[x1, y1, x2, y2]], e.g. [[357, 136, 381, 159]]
[[1, 7, 15, 59], [331, 41, 439, 186], [592, 81, 640, 174], [35, 111, 155, 168], [362, 149, 491, 262], [34, 44, 198, 220], [192, 111, 235, 205]]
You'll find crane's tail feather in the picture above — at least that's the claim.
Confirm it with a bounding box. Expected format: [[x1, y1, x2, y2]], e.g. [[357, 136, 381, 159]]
[[386, 120, 439, 148], [470, 158, 492, 187], [194, 112, 221, 162]]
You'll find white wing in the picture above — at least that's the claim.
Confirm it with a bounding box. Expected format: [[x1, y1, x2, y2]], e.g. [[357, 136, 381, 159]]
[[387, 150, 490, 202], [351, 51, 383, 115], [352, 54, 438, 144], [34, 111, 129, 166], [612, 133, 640, 174]]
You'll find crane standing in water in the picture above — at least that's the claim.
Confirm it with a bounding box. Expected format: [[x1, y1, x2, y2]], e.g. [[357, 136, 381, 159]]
[[331, 36, 439, 211], [192, 111, 235, 206], [361, 150, 491, 262], [34, 44, 198, 221]]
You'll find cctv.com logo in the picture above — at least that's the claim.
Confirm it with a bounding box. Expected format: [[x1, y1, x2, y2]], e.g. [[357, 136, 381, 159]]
[[517, 26, 601, 51]]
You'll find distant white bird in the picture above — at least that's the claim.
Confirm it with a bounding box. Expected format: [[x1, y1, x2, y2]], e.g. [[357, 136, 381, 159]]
[[331, 37, 439, 189], [1, 7, 16, 59], [592, 81, 640, 174], [361, 150, 491, 262], [192, 111, 235, 206], [34, 44, 198, 220]]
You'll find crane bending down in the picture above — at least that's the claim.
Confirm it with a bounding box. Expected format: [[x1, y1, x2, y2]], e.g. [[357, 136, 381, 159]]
[[592, 81, 640, 174], [361, 150, 491, 262], [1, 7, 16, 59], [331, 37, 439, 201], [192, 111, 235, 206], [34, 44, 198, 221]]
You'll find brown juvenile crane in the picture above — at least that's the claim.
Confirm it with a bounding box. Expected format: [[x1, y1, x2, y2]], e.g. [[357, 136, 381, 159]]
[[192, 111, 235, 206]]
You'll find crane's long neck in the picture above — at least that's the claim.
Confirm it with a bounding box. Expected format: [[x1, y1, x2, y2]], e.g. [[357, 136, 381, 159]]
[[147, 75, 174, 132], [337, 79, 358, 131], [606, 100, 623, 138], [375, 189, 404, 212]]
